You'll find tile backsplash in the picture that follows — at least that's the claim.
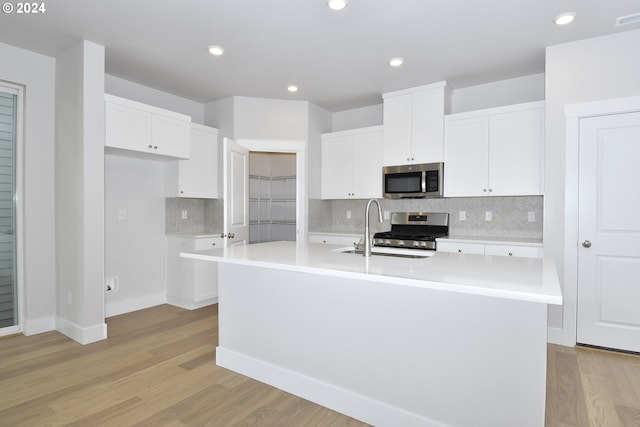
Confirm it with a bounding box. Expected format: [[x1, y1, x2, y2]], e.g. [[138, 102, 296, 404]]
[[165, 198, 223, 234], [309, 196, 543, 239]]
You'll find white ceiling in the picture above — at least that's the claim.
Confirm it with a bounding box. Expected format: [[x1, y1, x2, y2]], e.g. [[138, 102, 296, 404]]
[[1, 0, 639, 111]]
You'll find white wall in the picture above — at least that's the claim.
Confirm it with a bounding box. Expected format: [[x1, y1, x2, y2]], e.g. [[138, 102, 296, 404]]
[[450, 74, 545, 113], [545, 29, 640, 345], [204, 97, 235, 139], [55, 41, 106, 344], [332, 104, 383, 131], [0, 42, 56, 335], [104, 154, 167, 317], [233, 97, 310, 140], [105, 74, 204, 124]]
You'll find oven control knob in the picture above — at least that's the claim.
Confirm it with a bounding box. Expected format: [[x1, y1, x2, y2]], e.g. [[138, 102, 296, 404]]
[[384, 240, 391, 245], [399, 240, 405, 246], [413, 241, 420, 247], [420, 241, 427, 247]]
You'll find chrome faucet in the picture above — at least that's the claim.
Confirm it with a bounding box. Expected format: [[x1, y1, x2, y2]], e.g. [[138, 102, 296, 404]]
[[364, 198, 383, 257]]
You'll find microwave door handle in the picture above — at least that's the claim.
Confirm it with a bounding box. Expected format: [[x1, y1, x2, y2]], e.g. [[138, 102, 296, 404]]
[[421, 172, 427, 193]]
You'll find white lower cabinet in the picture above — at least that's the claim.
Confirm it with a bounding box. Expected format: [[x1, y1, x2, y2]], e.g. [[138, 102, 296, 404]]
[[166, 235, 223, 309], [437, 240, 543, 258]]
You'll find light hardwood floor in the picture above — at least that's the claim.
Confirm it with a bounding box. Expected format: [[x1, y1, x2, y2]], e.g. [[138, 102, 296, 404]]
[[1, 304, 639, 426]]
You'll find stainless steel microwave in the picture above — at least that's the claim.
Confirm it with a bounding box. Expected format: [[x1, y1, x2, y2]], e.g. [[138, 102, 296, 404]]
[[383, 162, 444, 198]]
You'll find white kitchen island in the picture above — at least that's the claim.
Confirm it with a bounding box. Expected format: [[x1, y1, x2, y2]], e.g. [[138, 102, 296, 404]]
[[182, 241, 562, 427]]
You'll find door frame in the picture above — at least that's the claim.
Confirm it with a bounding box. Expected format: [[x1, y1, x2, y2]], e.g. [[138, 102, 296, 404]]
[[0, 81, 25, 337], [236, 139, 307, 243], [561, 95, 640, 346]]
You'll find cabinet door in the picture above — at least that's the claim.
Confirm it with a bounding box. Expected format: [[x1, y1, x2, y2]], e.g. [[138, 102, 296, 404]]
[[352, 131, 383, 198], [382, 94, 413, 165], [411, 88, 445, 163], [444, 116, 489, 197], [489, 108, 543, 196], [321, 136, 354, 199], [152, 114, 190, 159], [176, 125, 219, 198], [105, 101, 152, 152], [437, 241, 485, 254], [484, 244, 542, 258]]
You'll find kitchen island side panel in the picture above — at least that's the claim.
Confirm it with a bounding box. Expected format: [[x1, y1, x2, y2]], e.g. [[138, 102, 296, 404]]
[[216, 263, 548, 427]]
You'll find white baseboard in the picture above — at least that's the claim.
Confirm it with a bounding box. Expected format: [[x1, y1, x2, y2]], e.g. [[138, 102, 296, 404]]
[[23, 315, 56, 336], [105, 292, 167, 318], [166, 296, 218, 310], [216, 347, 442, 427], [56, 316, 107, 345], [547, 326, 575, 347]]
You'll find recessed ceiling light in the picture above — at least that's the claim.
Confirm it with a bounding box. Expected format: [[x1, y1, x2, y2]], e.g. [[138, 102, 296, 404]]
[[208, 45, 225, 56], [389, 57, 404, 67], [554, 13, 575, 25], [327, 0, 346, 11], [287, 85, 299, 93], [616, 12, 640, 26]]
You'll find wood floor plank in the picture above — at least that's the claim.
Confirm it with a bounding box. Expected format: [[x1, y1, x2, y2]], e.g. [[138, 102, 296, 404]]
[[1, 306, 639, 426]]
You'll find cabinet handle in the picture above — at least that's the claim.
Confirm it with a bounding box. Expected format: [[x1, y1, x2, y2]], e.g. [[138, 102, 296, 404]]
[[212, 242, 216, 246], [483, 189, 487, 193], [180, 190, 184, 194], [148, 144, 153, 149], [488, 188, 493, 193], [458, 249, 462, 253], [508, 252, 513, 256], [153, 145, 158, 150]]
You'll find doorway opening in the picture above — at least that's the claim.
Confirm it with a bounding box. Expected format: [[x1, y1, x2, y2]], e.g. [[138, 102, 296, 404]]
[[0, 82, 23, 337], [249, 152, 296, 244]]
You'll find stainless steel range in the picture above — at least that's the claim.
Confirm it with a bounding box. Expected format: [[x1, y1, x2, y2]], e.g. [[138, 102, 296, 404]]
[[373, 212, 449, 251]]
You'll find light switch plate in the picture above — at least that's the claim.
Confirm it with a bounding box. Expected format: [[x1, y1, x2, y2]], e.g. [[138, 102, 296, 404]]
[[485, 211, 493, 221], [181, 210, 188, 219], [346, 210, 351, 219], [459, 211, 466, 221]]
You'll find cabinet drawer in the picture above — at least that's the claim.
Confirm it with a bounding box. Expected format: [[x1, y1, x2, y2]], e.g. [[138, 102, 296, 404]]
[[309, 234, 360, 246], [484, 244, 542, 258], [437, 241, 485, 255], [194, 237, 223, 251]]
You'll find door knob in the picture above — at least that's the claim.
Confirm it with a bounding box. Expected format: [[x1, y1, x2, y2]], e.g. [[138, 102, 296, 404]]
[[228, 232, 235, 239], [582, 240, 592, 248]]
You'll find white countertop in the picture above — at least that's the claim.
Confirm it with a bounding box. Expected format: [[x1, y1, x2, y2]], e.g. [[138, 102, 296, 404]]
[[182, 241, 562, 305]]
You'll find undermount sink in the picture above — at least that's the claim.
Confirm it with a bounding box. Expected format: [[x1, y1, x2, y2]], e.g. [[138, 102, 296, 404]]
[[332, 246, 434, 259]]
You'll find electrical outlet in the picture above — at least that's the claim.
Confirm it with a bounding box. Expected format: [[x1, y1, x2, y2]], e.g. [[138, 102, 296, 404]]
[[383, 210, 390, 220], [67, 292, 72, 306], [105, 276, 119, 293], [485, 211, 493, 221], [181, 210, 188, 219], [459, 211, 466, 221], [528, 211, 536, 222], [118, 209, 126, 220], [346, 210, 352, 219]]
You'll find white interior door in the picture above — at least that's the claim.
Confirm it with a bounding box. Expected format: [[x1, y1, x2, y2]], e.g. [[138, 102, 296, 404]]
[[223, 138, 249, 247], [577, 111, 640, 353]]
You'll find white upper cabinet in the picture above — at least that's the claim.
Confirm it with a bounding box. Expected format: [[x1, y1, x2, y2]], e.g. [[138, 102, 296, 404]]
[[382, 81, 448, 166], [444, 101, 544, 197], [165, 123, 220, 199], [321, 126, 383, 199], [105, 94, 191, 159]]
